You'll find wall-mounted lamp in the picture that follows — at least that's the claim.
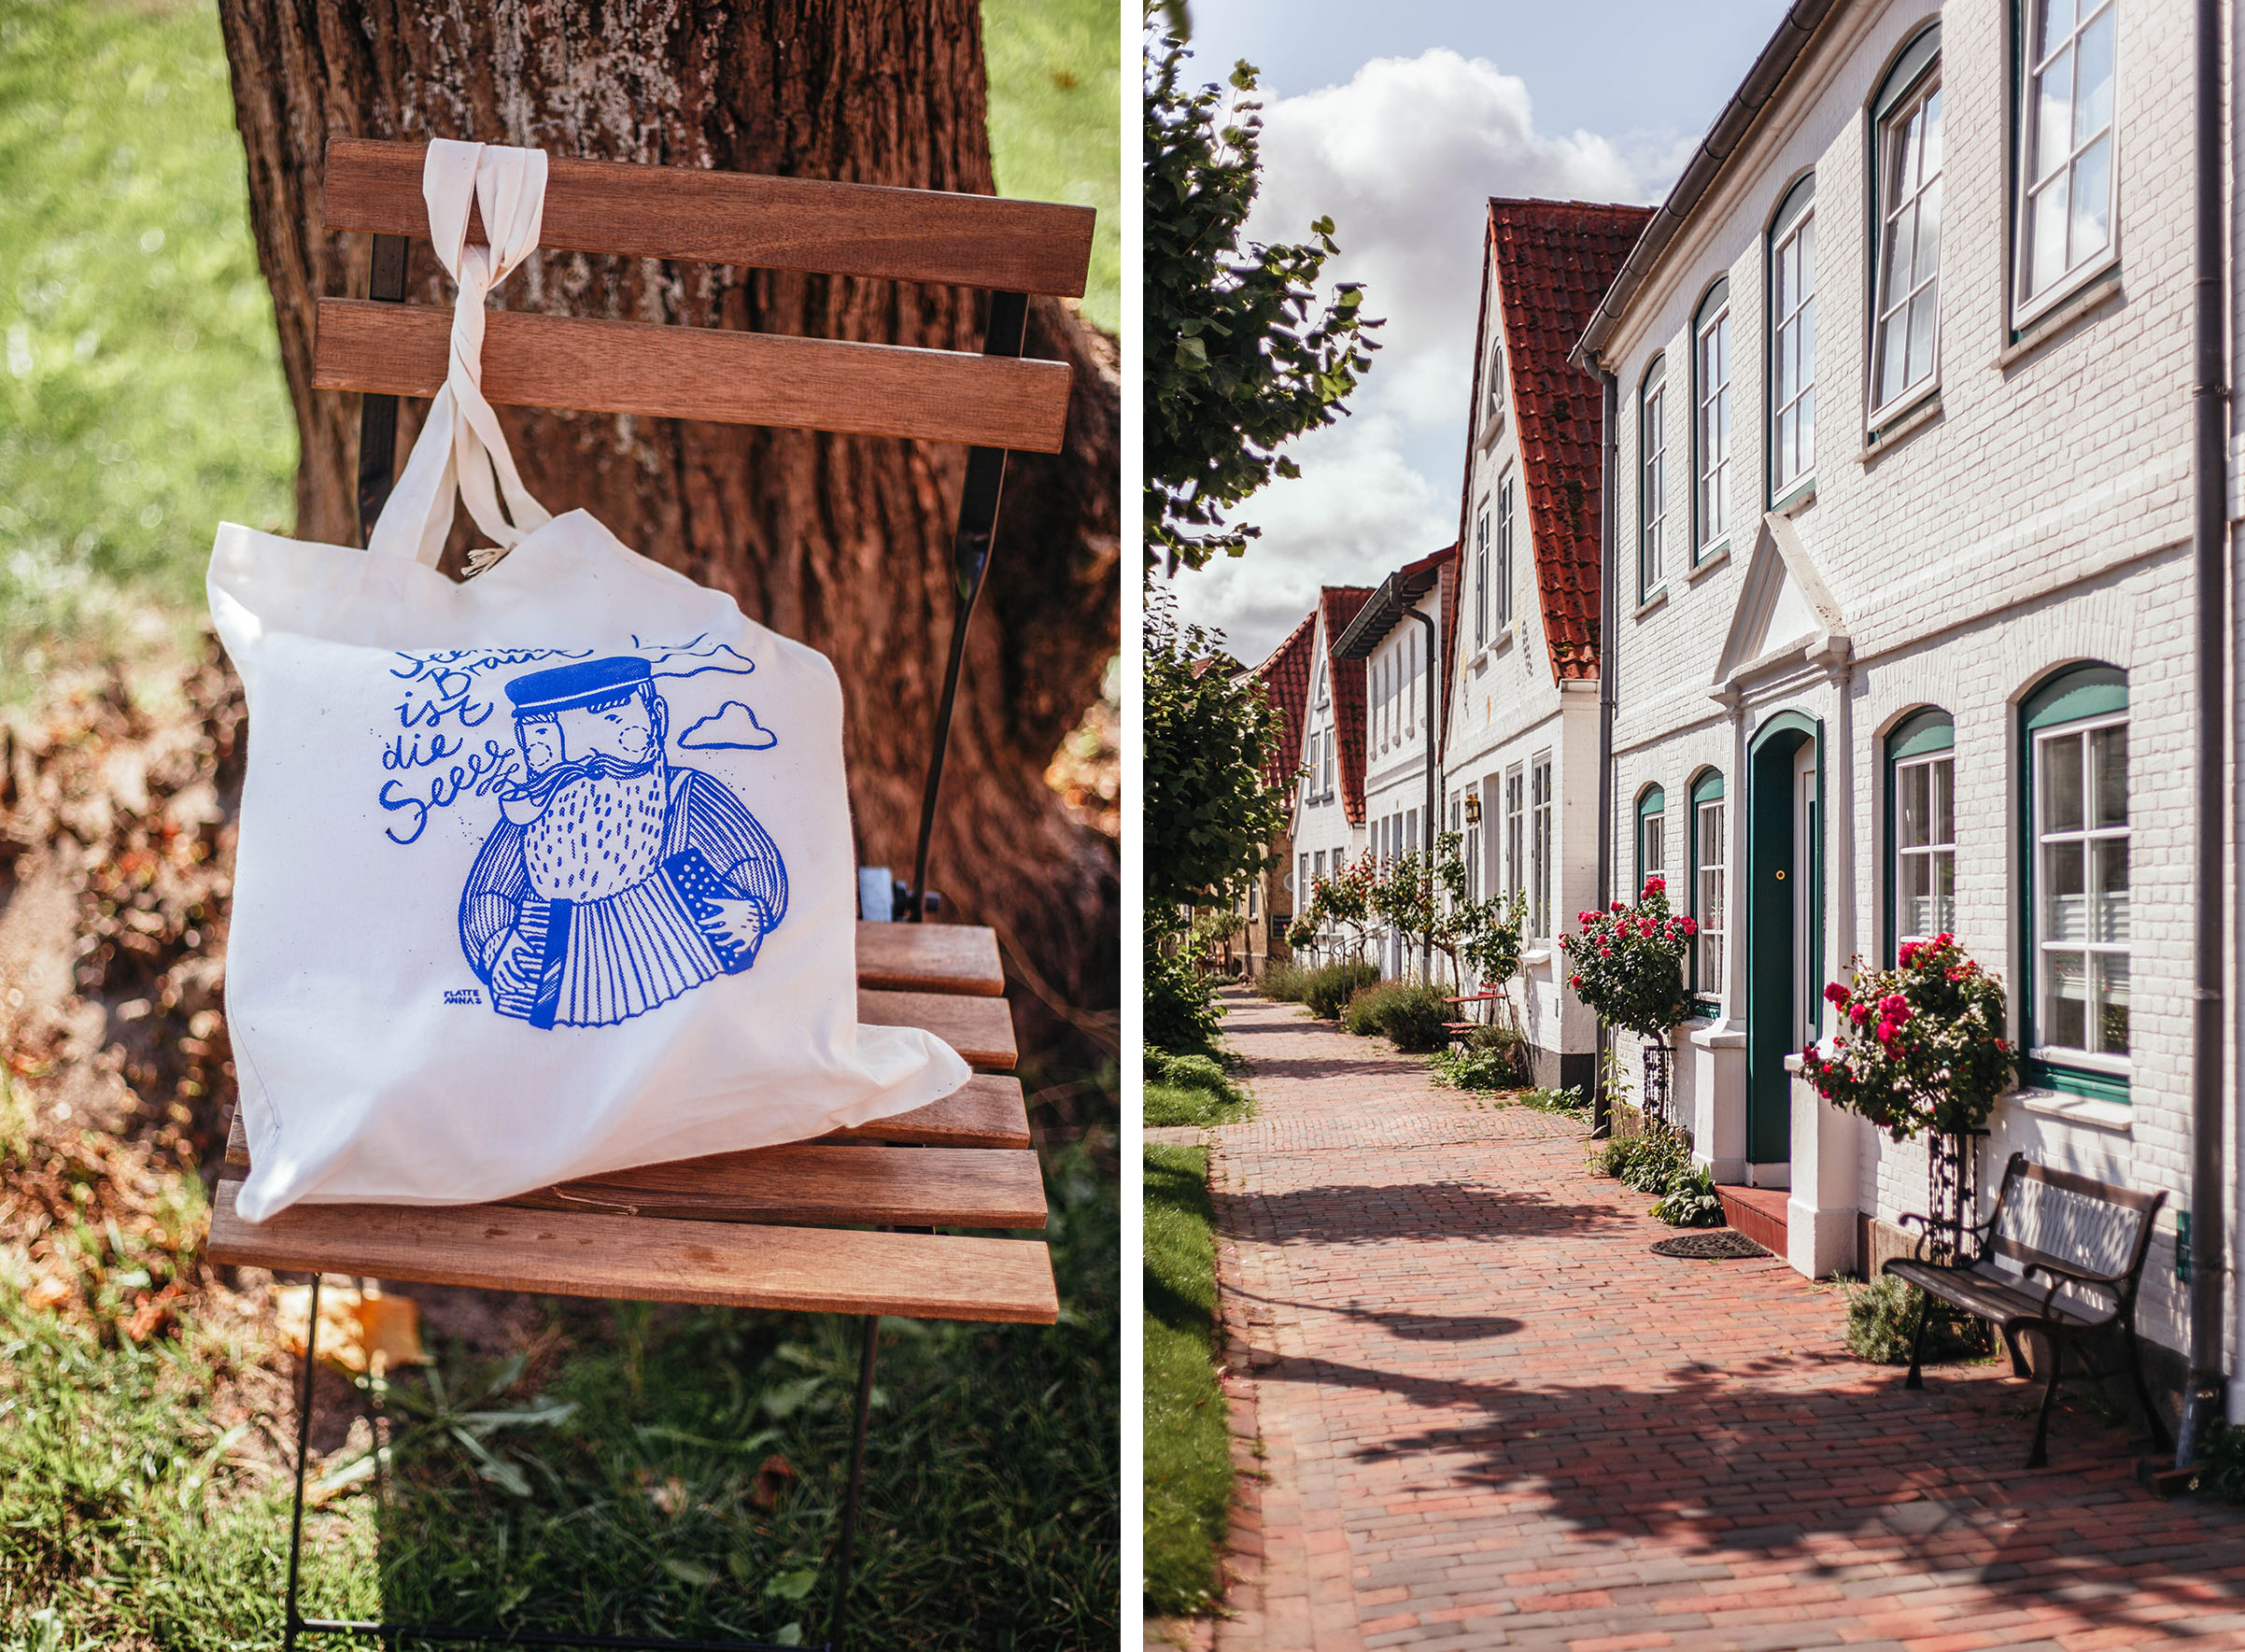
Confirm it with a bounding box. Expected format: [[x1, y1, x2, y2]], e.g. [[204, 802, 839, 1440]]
[[1463, 791, 1482, 825]]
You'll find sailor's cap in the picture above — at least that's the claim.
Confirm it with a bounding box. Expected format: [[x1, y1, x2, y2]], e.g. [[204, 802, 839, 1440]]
[[504, 657, 653, 717]]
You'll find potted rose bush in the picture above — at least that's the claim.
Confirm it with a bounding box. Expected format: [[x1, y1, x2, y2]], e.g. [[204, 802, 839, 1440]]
[[1800, 933, 2016, 1261], [1560, 876, 1698, 1041], [1560, 877, 1698, 1132]]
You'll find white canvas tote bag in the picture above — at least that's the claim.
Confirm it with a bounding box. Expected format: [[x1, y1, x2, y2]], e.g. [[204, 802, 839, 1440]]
[[208, 140, 970, 1221]]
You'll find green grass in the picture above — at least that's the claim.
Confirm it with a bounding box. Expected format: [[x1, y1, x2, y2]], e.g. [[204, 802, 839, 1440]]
[[1141, 1046, 1253, 1129], [982, 0, 1119, 332], [0, 0, 1114, 696], [1142, 1144, 1230, 1617], [0, 0, 296, 695], [2, 1145, 1117, 1649]]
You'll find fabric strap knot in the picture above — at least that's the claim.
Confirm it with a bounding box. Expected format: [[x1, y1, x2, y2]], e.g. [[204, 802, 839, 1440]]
[[366, 139, 556, 571]]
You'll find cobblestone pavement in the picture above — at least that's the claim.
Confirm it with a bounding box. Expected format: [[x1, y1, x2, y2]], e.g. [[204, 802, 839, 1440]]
[[1188, 995, 2245, 1652]]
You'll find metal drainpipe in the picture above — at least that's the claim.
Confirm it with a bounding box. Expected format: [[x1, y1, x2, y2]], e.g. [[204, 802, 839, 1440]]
[[2180, 0, 2228, 1469], [1594, 366, 1619, 1137], [1412, 606, 1438, 982]]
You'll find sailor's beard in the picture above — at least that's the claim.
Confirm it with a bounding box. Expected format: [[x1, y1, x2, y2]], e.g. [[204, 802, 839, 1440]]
[[522, 765, 670, 901]]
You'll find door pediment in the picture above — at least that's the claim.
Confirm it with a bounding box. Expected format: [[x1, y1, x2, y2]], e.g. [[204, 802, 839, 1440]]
[[1712, 513, 1850, 692]]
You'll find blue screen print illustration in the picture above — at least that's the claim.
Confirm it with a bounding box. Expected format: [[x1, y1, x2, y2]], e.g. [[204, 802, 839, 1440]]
[[420, 651, 789, 1030]]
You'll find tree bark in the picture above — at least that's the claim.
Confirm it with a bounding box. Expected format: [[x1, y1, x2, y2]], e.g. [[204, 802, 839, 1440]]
[[214, 1, 1119, 1094]]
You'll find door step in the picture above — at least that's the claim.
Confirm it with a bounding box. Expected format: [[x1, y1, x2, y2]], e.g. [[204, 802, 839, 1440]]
[[1716, 1185, 1788, 1255]]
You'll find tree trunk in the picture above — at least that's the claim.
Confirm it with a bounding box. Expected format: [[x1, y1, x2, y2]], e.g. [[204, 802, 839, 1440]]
[[213, 1, 1119, 1098]]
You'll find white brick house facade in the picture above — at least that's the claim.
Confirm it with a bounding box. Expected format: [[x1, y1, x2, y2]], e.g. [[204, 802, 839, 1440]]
[[1286, 594, 1371, 959], [1574, 0, 2220, 1372]]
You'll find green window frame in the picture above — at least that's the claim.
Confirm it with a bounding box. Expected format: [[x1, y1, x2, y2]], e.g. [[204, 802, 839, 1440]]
[[1640, 355, 1669, 600], [1635, 784, 1667, 896], [2019, 662, 2129, 1102], [1689, 768, 1726, 1012], [1885, 707, 1956, 962]]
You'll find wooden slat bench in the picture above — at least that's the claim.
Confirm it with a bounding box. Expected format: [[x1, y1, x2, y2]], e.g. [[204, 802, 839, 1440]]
[[1883, 1151, 2170, 1469], [204, 135, 1091, 1652], [209, 920, 1049, 1321]]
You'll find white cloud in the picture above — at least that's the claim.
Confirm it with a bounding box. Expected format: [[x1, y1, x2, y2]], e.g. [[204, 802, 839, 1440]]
[[677, 700, 777, 751], [1172, 49, 1683, 664]]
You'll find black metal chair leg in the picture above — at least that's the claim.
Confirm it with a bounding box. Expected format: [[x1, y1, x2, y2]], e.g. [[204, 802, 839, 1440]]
[[2028, 1334, 2062, 1469], [2125, 1326, 2172, 1452], [826, 1315, 881, 1652], [1903, 1288, 1933, 1391], [908, 289, 1028, 925], [285, 1272, 324, 1651]]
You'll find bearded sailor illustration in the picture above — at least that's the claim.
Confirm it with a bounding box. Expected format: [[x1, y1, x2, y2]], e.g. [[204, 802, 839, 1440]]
[[458, 657, 787, 1029]]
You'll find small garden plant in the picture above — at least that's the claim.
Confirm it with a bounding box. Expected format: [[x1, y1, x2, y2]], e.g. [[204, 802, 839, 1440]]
[[1799, 933, 2015, 1141], [1843, 1276, 1993, 1363]]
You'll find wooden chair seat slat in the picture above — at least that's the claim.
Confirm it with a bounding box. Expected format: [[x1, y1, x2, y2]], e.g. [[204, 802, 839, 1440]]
[[854, 921, 1004, 996], [205, 1174, 1057, 1323], [506, 1143, 1044, 1229], [221, 1071, 1031, 1171], [859, 988, 1015, 1070], [322, 138, 1094, 298], [314, 300, 1072, 452]]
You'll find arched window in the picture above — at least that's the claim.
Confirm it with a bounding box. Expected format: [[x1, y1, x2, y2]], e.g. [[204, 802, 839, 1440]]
[[1693, 279, 1731, 558], [1768, 175, 1816, 498], [2016, 0, 2117, 311], [1689, 769, 1726, 996], [1640, 355, 1669, 598], [2022, 662, 2129, 1098], [1871, 25, 1942, 417], [1636, 784, 1667, 895], [1885, 707, 1955, 957], [1482, 330, 1508, 432]]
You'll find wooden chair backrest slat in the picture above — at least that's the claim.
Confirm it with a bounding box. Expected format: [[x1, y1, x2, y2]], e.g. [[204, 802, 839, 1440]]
[[313, 299, 1072, 452], [206, 1174, 1060, 1322], [854, 920, 1004, 995], [323, 138, 1094, 297]]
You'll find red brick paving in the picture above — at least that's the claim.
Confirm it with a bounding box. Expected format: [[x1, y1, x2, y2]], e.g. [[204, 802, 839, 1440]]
[[1196, 995, 2245, 1652]]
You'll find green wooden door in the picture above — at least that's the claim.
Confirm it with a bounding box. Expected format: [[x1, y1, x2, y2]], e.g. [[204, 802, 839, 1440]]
[[1745, 713, 1820, 1167]]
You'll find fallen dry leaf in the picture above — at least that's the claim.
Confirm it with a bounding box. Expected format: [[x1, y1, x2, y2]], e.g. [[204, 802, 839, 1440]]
[[22, 1276, 72, 1312], [750, 1453, 799, 1511], [275, 1278, 430, 1376]]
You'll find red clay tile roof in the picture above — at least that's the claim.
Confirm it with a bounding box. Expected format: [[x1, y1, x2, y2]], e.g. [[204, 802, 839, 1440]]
[[1252, 609, 1320, 796], [1319, 586, 1373, 826], [1477, 199, 1654, 681]]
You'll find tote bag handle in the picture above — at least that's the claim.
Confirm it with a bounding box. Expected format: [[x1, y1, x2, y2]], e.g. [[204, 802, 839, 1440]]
[[365, 139, 556, 572]]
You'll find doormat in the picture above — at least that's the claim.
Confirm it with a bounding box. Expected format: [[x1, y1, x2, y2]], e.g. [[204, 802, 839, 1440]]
[[1651, 1229, 1769, 1260]]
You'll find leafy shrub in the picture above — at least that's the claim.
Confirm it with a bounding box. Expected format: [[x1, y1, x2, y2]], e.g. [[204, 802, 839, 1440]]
[[1259, 960, 1308, 1002], [1560, 878, 1697, 1038], [1802, 934, 2015, 1142], [1145, 1046, 1249, 1109], [1301, 960, 1379, 1021], [1651, 1165, 1724, 1227], [1146, 934, 1221, 1054], [1430, 1031, 1528, 1092], [1586, 1135, 1640, 1179], [1377, 983, 1450, 1052], [1587, 1127, 1696, 1196], [1518, 1085, 1588, 1114], [1339, 981, 1447, 1052], [1843, 1276, 1993, 1363], [2200, 1421, 2245, 1502]]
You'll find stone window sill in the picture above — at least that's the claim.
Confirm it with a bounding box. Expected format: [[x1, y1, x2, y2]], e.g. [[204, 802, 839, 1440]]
[[1634, 586, 1670, 621], [2000, 264, 2122, 368], [1687, 544, 1731, 585], [2010, 1087, 2133, 1133]]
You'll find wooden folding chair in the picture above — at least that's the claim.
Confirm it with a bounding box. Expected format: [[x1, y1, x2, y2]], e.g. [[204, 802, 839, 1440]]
[[205, 137, 1094, 1652]]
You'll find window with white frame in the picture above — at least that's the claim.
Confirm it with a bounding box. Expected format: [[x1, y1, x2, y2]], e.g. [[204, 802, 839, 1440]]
[[1769, 176, 1816, 494], [1474, 503, 1490, 648], [1641, 356, 1668, 597], [1504, 768, 1525, 901], [2018, 0, 2116, 308], [1691, 770, 1726, 995], [2032, 689, 2128, 1066], [1482, 331, 1507, 432], [1872, 35, 1943, 414], [1464, 788, 1482, 901], [1321, 727, 1334, 797], [1889, 710, 1956, 953], [1694, 281, 1730, 553], [1636, 784, 1666, 895], [1496, 474, 1516, 628], [1531, 755, 1553, 938]]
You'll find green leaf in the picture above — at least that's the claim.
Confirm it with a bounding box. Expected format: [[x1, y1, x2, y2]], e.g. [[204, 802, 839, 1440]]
[[661, 1558, 717, 1588], [765, 1567, 821, 1602]]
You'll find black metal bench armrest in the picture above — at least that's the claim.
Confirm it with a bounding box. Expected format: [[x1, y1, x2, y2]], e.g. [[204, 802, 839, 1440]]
[[2017, 1258, 2125, 1325]]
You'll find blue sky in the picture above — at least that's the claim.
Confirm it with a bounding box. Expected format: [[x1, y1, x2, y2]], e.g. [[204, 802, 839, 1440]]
[[1165, 0, 1791, 662]]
